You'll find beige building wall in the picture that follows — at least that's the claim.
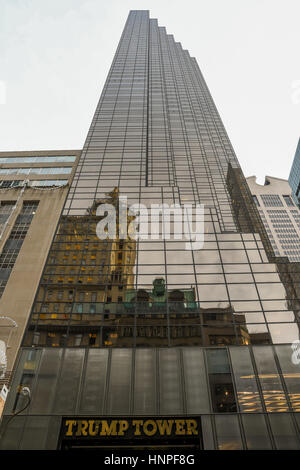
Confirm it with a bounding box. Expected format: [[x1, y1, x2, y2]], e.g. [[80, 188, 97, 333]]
[[0, 150, 80, 392]]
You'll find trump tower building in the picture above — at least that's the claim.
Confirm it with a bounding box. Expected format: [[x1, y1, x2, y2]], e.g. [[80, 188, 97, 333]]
[[1, 10, 300, 451]]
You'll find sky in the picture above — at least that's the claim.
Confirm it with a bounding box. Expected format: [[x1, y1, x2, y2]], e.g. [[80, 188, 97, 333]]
[[0, 0, 299, 182]]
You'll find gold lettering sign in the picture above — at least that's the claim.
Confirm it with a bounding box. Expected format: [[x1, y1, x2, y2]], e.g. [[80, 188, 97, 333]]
[[62, 417, 200, 439]]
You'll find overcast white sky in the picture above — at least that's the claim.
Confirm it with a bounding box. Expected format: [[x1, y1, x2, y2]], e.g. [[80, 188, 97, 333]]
[[0, 0, 299, 182]]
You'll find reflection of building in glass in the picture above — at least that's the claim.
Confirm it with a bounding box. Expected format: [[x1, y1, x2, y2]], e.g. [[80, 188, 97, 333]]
[[25, 189, 137, 349], [229, 166, 300, 328], [1, 11, 300, 450]]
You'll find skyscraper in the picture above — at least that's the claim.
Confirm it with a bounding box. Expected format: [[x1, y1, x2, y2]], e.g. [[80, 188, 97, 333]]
[[1, 10, 300, 450]]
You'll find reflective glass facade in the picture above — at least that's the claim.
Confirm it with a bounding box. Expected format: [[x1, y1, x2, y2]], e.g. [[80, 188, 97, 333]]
[[1, 10, 300, 450]]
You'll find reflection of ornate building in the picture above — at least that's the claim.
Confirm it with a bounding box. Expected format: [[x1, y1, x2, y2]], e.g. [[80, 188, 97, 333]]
[[24, 188, 253, 350], [125, 277, 196, 305], [121, 277, 251, 348], [24, 189, 136, 348]]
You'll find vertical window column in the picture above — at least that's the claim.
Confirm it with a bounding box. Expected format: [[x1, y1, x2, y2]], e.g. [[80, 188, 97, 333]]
[[0, 201, 39, 297]]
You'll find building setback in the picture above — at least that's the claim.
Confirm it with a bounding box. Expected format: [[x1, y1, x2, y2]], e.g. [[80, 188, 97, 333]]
[[1, 11, 300, 450]]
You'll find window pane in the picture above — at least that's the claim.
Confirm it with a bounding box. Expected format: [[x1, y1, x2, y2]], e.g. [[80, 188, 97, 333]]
[[134, 349, 156, 414], [53, 349, 85, 413], [242, 414, 272, 449], [79, 349, 108, 413], [215, 415, 243, 450], [30, 348, 62, 413], [275, 344, 300, 411], [159, 348, 183, 414], [230, 347, 262, 412], [182, 347, 210, 413], [269, 414, 300, 449], [107, 349, 132, 414], [252, 346, 288, 412]]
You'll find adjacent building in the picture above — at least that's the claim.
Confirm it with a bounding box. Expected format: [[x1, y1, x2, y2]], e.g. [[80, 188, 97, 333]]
[[247, 175, 300, 261], [0, 150, 79, 405], [1, 11, 300, 450]]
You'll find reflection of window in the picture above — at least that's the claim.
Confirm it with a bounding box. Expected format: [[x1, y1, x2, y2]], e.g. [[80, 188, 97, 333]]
[[90, 304, 96, 314], [209, 335, 236, 346], [76, 303, 83, 314], [41, 303, 49, 313], [64, 304, 72, 314], [252, 195, 260, 206], [46, 332, 59, 347], [124, 327, 133, 337]]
